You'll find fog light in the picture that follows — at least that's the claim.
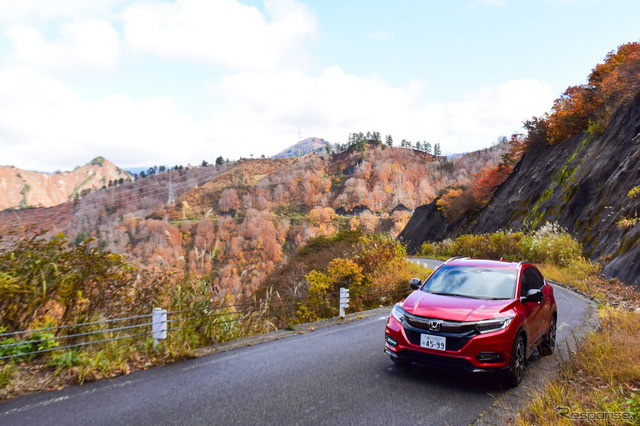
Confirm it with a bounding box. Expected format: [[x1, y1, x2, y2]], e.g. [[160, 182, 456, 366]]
[[476, 352, 503, 363], [385, 335, 397, 347]]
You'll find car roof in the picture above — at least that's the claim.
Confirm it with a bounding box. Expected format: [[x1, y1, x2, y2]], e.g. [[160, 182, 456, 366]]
[[444, 257, 523, 270]]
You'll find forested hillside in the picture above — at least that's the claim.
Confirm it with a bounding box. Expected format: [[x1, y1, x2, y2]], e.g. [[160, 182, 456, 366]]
[[1, 141, 508, 300]]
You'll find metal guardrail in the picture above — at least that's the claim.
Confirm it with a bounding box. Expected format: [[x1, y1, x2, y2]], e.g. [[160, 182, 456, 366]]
[[0, 288, 383, 361]]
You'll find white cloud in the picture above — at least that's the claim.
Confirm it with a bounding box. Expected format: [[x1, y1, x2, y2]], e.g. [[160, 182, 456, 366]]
[[122, 0, 317, 70], [0, 0, 129, 24], [5, 20, 122, 72], [206, 69, 554, 156], [0, 62, 554, 172], [0, 66, 206, 171]]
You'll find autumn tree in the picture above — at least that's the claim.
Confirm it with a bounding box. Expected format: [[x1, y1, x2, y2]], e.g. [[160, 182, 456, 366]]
[[359, 211, 379, 233], [546, 42, 640, 145], [391, 210, 411, 238], [308, 206, 337, 236], [436, 187, 478, 223], [218, 188, 240, 212]]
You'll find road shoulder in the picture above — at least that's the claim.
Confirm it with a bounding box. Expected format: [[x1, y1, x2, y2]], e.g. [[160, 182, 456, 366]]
[[472, 283, 600, 425]]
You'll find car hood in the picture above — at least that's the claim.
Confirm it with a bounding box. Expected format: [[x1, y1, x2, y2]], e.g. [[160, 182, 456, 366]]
[[402, 290, 515, 322]]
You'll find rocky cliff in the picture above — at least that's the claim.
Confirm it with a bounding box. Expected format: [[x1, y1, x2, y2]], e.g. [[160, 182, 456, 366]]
[[400, 93, 640, 286], [0, 157, 131, 210]]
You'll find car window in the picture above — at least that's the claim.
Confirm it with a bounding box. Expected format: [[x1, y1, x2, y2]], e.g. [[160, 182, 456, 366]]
[[520, 268, 544, 297], [422, 265, 517, 300]]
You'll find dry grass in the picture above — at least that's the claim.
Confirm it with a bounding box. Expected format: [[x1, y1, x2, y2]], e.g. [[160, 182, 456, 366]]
[[415, 228, 640, 424], [519, 308, 640, 425]]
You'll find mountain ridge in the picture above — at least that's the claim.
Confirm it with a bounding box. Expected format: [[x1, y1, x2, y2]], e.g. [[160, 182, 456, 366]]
[[0, 157, 132, 211]]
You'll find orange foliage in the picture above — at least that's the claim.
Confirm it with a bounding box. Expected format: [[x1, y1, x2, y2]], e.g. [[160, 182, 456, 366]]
[[473, 163, 513, 206], [547, 85, 602, 144], [472, 136, 525, 206], [436, 187, 478, 223], [391, 210, 411, 238], [546, 42, 640, 144]]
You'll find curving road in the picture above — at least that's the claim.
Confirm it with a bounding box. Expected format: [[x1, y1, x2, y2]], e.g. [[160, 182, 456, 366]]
[[0, 259, 592, 426]]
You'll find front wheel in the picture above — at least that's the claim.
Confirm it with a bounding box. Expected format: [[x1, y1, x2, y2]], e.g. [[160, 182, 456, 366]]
[[505, 334, 526, 387], [539, 315, 557, 356]]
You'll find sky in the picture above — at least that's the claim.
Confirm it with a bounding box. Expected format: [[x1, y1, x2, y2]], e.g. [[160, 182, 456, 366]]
[[0, 0, 639, 172]]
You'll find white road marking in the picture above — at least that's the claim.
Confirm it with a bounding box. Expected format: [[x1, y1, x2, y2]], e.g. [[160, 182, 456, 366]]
[[558, 322, 571, 331], [1, 380, 134, 417]]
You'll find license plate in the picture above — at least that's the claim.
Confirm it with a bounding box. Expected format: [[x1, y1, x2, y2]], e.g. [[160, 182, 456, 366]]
[[420, 334, 446, 351]]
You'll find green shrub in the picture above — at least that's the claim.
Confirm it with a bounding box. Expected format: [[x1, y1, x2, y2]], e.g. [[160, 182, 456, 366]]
[[0, 363, 16, 388], [0, 324, 58, 362], [0, 230, 133, 329], [416, 222, 585, 268]]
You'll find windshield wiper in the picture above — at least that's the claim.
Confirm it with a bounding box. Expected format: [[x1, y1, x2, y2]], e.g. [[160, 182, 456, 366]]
[[430, 292, 484, 299]]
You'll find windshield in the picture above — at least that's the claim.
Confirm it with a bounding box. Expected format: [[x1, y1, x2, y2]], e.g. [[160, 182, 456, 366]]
[[422, 265, 517, 300]]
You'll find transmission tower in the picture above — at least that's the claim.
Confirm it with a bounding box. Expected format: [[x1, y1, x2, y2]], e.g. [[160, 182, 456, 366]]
[[167, 170, 175, 204], [297, 127, 303, 157]]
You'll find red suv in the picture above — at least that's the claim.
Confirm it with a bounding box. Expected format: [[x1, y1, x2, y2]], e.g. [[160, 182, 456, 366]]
[[384, 257, 557, 386]]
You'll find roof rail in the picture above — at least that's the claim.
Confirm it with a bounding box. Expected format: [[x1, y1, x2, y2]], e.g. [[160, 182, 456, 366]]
[[445, 256, 467, 264]]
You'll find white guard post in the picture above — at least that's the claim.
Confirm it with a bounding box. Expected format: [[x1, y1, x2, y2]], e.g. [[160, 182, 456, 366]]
[[152, 308, 167, 348], [339, 287, 350, 318]]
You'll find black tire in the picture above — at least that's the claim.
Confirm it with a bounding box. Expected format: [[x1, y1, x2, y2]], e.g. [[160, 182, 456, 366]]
[[505, 334, 526, 387], [539, 315, 557, 356]]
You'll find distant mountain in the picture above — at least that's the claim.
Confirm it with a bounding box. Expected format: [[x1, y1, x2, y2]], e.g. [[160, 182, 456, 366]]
[[273, 137, 332, 158], [447, 152, 466, 159], [0, 157, 132, 210]]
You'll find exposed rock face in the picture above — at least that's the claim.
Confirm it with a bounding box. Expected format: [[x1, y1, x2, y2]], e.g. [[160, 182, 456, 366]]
[[401, 94, 640, 286], [273, 137, 332, 158], [0, 157, 131, 210], [398, 202, 455, 253]]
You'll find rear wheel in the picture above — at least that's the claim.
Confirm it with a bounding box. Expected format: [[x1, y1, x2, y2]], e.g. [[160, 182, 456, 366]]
[[505, 334, 526, 387], [539, 315, 557, 356]]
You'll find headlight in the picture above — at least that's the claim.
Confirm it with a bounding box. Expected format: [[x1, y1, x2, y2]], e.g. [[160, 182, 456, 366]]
[[391, 303, 406, 322], [475, 316, 514, 334]]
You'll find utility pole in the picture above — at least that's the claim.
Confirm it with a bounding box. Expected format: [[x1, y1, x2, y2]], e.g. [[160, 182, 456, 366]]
[[167, 170, 175, 204]]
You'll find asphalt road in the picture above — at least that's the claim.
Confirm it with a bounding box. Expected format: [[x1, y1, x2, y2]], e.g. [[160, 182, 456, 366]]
[[0, 260, 591, 426]]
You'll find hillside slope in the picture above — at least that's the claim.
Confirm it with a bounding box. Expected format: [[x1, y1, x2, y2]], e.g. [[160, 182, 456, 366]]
[[1, 142, 509, 300], [273, 137, 332, 158], [0, 157, 131, 210], [401, 94, 640, 285]]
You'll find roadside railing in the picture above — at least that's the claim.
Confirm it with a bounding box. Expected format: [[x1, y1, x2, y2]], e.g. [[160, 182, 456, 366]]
[[0, 287, 386, 362]]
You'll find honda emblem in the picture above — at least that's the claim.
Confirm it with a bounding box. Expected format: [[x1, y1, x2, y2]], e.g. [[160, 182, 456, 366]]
[[428, 320, 442, 332]]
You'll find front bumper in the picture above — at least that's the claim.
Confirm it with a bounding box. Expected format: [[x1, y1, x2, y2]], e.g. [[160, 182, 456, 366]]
[[384, 315, 515, 372]]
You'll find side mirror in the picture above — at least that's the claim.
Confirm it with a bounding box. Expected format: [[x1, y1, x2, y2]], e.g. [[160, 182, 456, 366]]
[[523, 289, 543, 304], [409, 278, 422, 290]]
